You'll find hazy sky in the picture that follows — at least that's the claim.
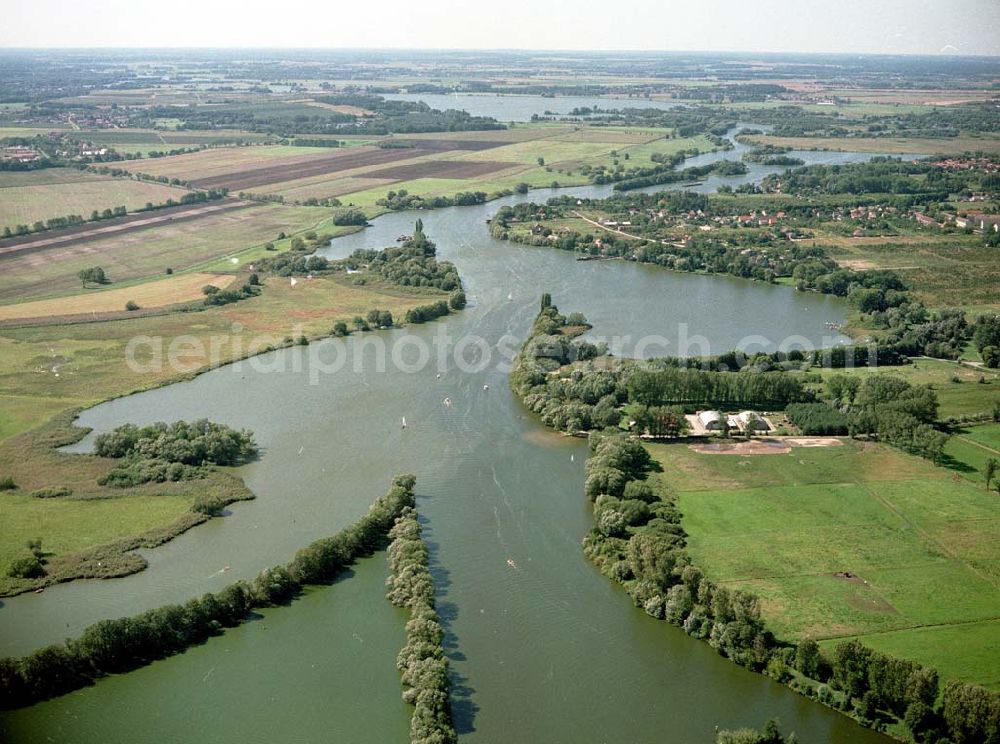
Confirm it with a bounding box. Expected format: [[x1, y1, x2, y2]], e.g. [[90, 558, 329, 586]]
[[2, 0, 998, 55]]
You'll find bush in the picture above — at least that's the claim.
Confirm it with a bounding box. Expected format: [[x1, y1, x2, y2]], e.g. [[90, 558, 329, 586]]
[[332, 207, 368, 226], [8, 553, 45, 579], [29, 487, 72, 499], [0, 476, 17, 491], [124, 300, 140, 312]]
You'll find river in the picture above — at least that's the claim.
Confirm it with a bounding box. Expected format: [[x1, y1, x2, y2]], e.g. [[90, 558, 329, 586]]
[[0, 111, 905, 743]]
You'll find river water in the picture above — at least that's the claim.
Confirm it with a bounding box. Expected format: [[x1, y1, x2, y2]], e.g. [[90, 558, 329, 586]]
[[0, 111, 904, 743]]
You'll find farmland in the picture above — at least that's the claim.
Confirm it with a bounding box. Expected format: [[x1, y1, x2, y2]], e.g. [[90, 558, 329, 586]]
[[0, 202, 330, 304], [119, 126, 716, 209], [0, 272, 235, 322], [650, 439, 1000, 690], [0, 168, 190, 230]]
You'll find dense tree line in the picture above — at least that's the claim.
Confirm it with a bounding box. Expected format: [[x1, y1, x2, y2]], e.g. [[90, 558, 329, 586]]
[[385, 502, 457, 744], [760, 158, 994, 199], [625, 367, 807, 409], [844, 374, 947, 462], [612, 159, 748, 192], [784, 402, 849, 435], [376, 189, 489, 211], [0, 475, 416, 709], [1, 188, 226, 239], [582, 430, 776, 671]]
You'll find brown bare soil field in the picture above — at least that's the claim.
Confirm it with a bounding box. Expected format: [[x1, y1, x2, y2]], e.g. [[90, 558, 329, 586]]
[[690, 439, 792, 455], [191, 147, 433, 190], [366, 160, 517, 180], [0, 200, 253, 260]]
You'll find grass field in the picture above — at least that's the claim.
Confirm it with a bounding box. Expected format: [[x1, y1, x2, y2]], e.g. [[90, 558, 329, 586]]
[[942, 423, 1000, 486], [0, 169, 190, 229], [0, 203, 330, 304], [648, 439, 1000, 689], [0, 272, 235, 322], [808, 358, 1000, 420], [746, 134, 1000, 155], [824, 235, 1000, 311]]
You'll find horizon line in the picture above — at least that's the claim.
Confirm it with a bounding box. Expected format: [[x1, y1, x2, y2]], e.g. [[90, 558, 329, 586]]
[[0, 46, 998, 60]]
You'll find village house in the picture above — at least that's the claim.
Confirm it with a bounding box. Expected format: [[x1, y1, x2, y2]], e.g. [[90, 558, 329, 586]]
[[913, 212, 940, 227], [2, 146, 40, 163]]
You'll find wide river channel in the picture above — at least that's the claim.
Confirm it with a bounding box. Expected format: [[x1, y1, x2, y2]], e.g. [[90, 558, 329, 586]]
[[1, 107, 908, 743]]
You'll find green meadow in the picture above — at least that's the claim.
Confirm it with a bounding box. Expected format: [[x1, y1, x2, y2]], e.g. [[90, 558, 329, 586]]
[[647, 439, 1000, 690]]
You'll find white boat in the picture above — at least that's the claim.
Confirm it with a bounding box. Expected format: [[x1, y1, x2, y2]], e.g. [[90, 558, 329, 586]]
[[401, 417, 407, 429], [483, 384, 490, 391]]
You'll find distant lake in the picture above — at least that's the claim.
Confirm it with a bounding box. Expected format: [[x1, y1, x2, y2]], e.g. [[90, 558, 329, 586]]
[[383, 92, 683, 122]]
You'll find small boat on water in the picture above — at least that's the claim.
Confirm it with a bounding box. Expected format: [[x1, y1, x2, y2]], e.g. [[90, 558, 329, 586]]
[[483, 384, 490, 391], [443, 397, 451, 407], [396, 235, 412, 242], [33, 587, 44, 594], [507, 559, 517, 569], [401, 417, 407, 429]]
